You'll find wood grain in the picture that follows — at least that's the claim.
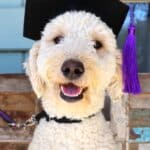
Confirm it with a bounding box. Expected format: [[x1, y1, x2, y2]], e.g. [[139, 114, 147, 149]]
[[129, 109, 150, 127], [129, 94, 150, 109], [139, 74, 150, 93], [129, 143, 139, 150], [0, 74, 32, 92], [0, 142, 28, 150]]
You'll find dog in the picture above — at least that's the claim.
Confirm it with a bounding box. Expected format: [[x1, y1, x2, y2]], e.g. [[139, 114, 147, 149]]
[[25, 11, 126, 150]]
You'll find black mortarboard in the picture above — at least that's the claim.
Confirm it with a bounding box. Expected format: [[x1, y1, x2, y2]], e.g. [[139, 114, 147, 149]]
[[23, 0, 129, 40]]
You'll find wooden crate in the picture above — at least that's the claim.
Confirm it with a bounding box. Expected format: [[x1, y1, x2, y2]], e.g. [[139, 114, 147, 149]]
[[127, 74, 150, 150], [0, 74, 150, 150], [0, 74, 37, 150]]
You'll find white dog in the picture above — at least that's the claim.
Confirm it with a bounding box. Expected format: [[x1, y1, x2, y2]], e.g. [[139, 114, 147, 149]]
[[26, 11, 126, 150]]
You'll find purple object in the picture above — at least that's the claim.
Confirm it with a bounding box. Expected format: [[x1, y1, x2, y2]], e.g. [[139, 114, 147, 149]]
[[0, 109, 15, 124], [122, 5, 141, 94]]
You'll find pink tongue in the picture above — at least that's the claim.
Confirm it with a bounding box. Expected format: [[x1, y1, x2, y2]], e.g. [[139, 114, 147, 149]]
[[62, 84, 81, 96]]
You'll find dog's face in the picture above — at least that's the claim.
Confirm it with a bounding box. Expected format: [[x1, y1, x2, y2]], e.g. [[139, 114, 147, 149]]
[[26, 11, 122, 119]]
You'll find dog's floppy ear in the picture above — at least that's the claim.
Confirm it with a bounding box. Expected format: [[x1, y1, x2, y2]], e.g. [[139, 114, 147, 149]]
[[107, 51, 123, 101], [25, 42, 45, 98], [107, 51, 128, 140]]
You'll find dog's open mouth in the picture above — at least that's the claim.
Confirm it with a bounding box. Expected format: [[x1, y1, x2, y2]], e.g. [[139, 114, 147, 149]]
[[60, 83, 86, 102]]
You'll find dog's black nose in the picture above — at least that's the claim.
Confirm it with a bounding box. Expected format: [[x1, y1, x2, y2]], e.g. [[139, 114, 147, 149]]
[[61, 59, 84, 80]]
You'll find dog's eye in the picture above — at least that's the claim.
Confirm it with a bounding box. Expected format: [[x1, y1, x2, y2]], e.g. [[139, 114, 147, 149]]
[[93, 40, 103, 50], [53, 36, 63, 44]]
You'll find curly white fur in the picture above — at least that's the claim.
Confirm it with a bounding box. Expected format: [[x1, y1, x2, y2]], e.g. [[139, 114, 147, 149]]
[[26, 11, 125, 150], [28, 113, 121, 150]]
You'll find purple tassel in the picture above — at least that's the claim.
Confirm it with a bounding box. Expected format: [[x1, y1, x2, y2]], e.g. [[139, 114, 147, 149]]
[[122, 5, 141, 94]]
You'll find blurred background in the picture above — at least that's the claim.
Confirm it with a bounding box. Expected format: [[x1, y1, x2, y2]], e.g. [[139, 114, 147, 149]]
[[0, 1, 150, 73]]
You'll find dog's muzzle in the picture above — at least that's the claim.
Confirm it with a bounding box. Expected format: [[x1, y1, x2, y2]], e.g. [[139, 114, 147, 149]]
[[60, 59, 86, 102], [61, 59, 84, 80]]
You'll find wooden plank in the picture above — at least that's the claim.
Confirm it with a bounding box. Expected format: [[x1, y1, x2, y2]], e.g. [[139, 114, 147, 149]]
[[0, 142, 28, 150], [129, 94, 150, 109], [129, 74, 150, 146], [0, 92, 37, 127], [129, 143, 139, 150], [139, 143, 150, 150], [129, 143, 150, 150], [129, 109, 150, 127], [139, 74, 150, 93], [0, 74, 32, 92], [0, 127, 33, 143], [0, 92, 36, 111], [0, 74, 34, 149]]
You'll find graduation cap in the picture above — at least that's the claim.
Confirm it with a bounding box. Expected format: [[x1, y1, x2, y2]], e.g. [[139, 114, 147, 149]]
[[23, 0, 141, 94], [23, 0, 129, 40]]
